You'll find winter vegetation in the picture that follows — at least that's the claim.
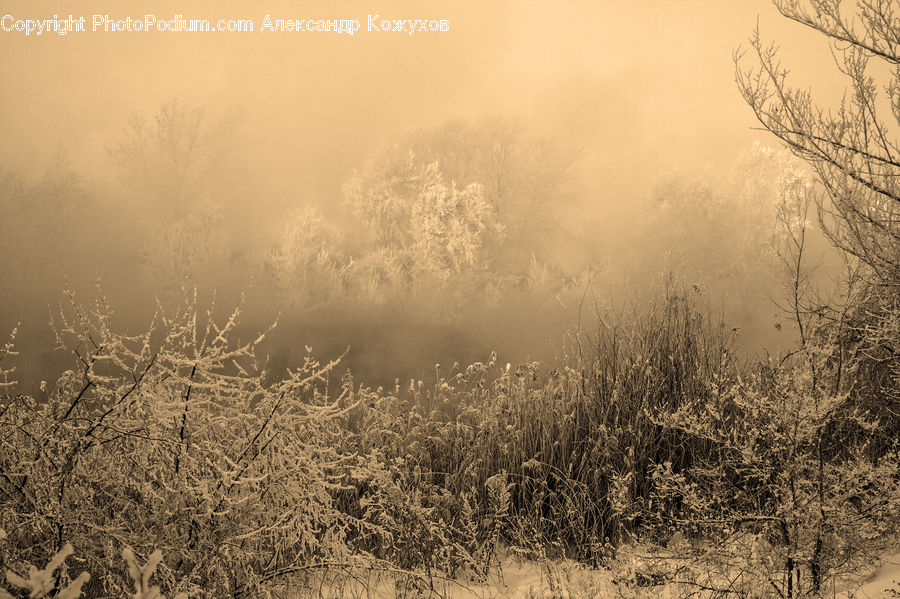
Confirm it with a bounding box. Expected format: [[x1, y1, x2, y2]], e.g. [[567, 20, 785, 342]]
[[2, 1, 900, 597]]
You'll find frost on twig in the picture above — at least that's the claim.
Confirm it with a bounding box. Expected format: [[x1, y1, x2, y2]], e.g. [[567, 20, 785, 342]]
[[0, 324, 18, 392]]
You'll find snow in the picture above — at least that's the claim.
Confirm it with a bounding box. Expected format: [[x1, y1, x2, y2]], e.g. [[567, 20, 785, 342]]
[[847, 552, 900, 599]]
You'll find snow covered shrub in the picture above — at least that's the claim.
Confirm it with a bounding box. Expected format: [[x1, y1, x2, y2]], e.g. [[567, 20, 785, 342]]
[[624, 345, 900, 597], [408, 178, 501, 277], [2, 542, 90, 599], [0, 285, 378, 597], [331, 290, 738, 571], [621, 165, 900, 597], [0, 325, 16, 393]]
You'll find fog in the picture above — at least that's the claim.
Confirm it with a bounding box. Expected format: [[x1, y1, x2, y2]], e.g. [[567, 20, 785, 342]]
[[0, 1, 849, 389]]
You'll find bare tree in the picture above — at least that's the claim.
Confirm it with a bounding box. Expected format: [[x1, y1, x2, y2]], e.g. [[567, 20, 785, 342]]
[[736, 0, 900, 283], [109, 101, 238, 221], [737, 0, 900, 441]]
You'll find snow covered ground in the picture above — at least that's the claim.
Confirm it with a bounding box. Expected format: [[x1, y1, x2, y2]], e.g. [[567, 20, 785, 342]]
[[847, 552, 900, 598], [290, 549, 900, 599]]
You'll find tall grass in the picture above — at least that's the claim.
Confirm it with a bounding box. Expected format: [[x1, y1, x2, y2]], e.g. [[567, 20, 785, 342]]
[[1, 281, 897, 597], [337, 282, 736, 566]]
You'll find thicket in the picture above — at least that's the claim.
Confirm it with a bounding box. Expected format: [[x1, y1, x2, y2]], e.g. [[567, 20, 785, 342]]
[[1, 266, 897, 598]]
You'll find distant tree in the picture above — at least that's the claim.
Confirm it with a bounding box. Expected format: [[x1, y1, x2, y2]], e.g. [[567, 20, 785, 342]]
[[141, 194, 225, 297], [268, 206, 345, 308], [109, 101, 238, 221], [610, 145, 822, 352], [343, 149, 503, 280], [343, 149, 426, 250], [108, 102, 245, 296], [0, 157, 89, 299], [409, 179, 500, 276], [406, 118, 579, 273]]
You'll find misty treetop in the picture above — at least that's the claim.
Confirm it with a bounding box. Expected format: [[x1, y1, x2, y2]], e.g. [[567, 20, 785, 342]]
[[0, 107, 834, 385]]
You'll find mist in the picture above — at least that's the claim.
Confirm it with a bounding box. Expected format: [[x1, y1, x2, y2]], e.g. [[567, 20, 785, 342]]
[[0, 0, 848, 389]]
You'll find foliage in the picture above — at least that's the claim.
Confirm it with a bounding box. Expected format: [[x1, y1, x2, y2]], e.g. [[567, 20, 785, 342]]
[[604, 6, 900, 594], [406, 118, 577, 268], [1, 269, 898, 597], [344, 149, 503, 278], [3, 38, 900, 594], [632, 364, 899, 597], [2, 542, 90, 599], [262, 119, 583, 315], [0, 536, 189, 599], [268, 206, 346, 308], [0, 285, 371, 597]]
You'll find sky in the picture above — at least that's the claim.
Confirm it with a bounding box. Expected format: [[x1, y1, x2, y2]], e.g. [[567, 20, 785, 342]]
[[0, 0, 843, 199]]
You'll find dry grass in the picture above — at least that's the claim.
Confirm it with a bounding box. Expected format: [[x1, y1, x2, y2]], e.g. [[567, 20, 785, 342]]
[[0, 282, 897, 598]]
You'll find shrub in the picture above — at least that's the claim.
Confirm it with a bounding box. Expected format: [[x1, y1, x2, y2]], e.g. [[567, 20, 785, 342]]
[[0, 285, 372, 597]]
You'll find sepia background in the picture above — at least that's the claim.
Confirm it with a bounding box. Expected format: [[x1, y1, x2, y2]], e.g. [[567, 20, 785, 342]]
[[2, 1, 898, 598]]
